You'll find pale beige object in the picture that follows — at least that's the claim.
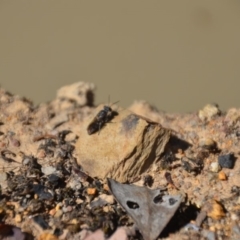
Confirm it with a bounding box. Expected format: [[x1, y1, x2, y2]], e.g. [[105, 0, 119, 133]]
[[198, 104, 220, 122], [75, 105, 170, 182], [56, 82, 95, 106]]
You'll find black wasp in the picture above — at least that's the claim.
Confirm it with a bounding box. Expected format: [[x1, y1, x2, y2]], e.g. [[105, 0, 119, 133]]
[[87, 100, 118, 135]]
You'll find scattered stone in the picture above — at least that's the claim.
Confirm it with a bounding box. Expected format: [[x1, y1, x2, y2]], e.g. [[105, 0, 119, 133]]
[[37, 149, 46, 159], [56, 81, 95, 107], [62, 206, 72, 213], [210, 162, 221, 173], [38, 233, 58, 240], [204, 200, 225, 220], [41, 166, 57, 175], [49, 209, 56, 216], [231, 213, 239, 221], [32, 184, 53, 200], [55, 203, 62, 211], [0, 172, 8, 189], [231, 224, 240, 237], [87, 188, 97, 195], [225, 108, 240, 126], [198, 103, 221, 121], [199, 138, 217, 151], [103, 184, 110, 192], [1, 84, 240, 239], [10, 137, 21, 147], [67, 177, 82, 190], [90, 198, 108, 208], [201, 230, 216, 240], [99, 194, 115, 204], [76, 106, 170, 182], [15, 213, 22, 223], [218, 171, 227, 181], [54, 210, 63, 218], [218, 153, 235, 169]]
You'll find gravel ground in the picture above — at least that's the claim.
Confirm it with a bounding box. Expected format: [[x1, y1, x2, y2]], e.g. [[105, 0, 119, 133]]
[[0, 83, 240, 240]]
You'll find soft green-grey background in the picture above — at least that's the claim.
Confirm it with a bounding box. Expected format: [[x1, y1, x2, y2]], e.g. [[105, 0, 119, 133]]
[[1, 0, 240, 112]]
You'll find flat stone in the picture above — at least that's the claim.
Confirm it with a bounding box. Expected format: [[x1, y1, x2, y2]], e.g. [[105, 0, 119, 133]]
[[75, 105, 170, 182]]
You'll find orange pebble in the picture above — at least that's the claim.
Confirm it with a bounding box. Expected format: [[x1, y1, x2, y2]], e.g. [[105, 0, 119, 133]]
[[103, 184, 110, 192], [218, 171, 227, 180], [207, 200, 225, 220], [38, 233, 58, 240], [87, 187, 97, 195], [49, 209, 56, 216]]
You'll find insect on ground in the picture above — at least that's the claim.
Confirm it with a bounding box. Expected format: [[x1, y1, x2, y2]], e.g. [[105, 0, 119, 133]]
[[87, 97, 119, 135]]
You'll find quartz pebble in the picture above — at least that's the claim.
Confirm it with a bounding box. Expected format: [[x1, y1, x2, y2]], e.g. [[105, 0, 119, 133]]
[[87, 188, 97, 195], [99, 194, 115, 204], [41, 166, 57, 175], [210, 162, 221, 173]]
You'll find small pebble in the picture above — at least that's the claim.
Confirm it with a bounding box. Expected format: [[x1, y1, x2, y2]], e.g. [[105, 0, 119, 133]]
[[202, 230, 216, 240], [41, 166, 57, 175], [210, 162, 221, 173], [103, 205, 111, 212], [99, 194, 115, 204], [67, 178, 82, 190], [87, 188, 97, 195], [0, 141, 7, 148], [49, 208, 56, 216], [0, 172, 8, 181], [206, 200, 225, 220], [10, 137, 20, 147], [231, 213, 239, 221], [218, 154, 235, 169], [54, 210, 63, 218], [225, 108, 240, 126], [218, 171, 227, 180], [198, 103, 220, 121], [15, 214, 22, 223], [232, 224, 240, 235], [38, 233, 58, 240], [22, 157, 30, 165], [37, 149, 46, 158], [184, 182, 192, 189], [55, 203, 62, 211], [199, 138, 217, 150], [62, 206, 72, 213], [103, 184, 110, 192]]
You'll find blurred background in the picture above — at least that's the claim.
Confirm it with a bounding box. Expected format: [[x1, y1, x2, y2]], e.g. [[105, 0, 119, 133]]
[[0, 0, 240, 112]]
